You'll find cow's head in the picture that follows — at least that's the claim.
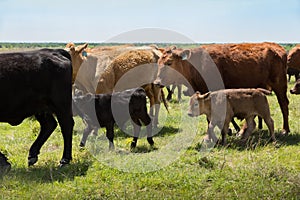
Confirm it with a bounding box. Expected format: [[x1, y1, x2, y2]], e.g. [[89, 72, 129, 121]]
[[187, 91, 210, 117], [287, 45, 300, 71], [290, 79, 300, 94], [154, 46, 191, 87], [65, 43, 88, 82]]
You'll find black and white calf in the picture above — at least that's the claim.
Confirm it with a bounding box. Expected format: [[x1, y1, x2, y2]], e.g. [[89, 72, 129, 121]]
[[72, 88, 153, 149]]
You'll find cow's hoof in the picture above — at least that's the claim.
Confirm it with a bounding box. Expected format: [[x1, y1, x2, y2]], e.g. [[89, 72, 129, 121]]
[[280, 130, 289, 136], [108, 144, 115, 151], [130, 141, 137, 150], [59, 158, 71, 168], [79, 142, 85, 148], [28, 156, 38, 166], [147, 138, 155, 146]]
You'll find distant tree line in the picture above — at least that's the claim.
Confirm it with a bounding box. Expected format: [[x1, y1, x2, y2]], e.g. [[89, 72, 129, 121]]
[[0, 42, 297, 51]]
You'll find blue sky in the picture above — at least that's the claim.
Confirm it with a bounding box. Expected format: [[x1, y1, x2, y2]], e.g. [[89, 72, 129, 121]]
[[0, 0, 300, 43]]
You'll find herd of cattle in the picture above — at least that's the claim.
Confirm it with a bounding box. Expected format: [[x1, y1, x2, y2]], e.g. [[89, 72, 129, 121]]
[[0, 42, 299, 174]]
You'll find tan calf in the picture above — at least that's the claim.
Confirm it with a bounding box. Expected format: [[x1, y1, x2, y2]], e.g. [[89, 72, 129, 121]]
[[188, 88, 275, 145]]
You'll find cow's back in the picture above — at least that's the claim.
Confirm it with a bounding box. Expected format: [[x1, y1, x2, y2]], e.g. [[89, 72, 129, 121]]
[[211, 89, 270, 119], [0, 49, 72, 125], [201, 42, 287, 89]]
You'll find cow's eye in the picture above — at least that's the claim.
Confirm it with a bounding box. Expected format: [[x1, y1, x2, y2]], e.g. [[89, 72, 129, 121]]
[[194, 102, 199, 108]]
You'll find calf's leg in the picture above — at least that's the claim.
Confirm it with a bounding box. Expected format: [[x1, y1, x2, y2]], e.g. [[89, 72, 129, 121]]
[[80, 125, 98, 147], [240, 116, 256, 143], [220, 120, 231, 146], [131, 122, 141, 149], [262, 115, 276, 142], [106, 123, 115, 150], [206, 122, 218, 143], [139, 110, 154, 147]]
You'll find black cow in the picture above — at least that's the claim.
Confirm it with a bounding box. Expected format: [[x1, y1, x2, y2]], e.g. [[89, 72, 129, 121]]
[[0, 49, 74, 174], [72, 87, 153, 149]]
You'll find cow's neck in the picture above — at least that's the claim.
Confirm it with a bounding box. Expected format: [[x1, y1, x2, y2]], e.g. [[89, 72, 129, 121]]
[[179, 60, 208, 94]]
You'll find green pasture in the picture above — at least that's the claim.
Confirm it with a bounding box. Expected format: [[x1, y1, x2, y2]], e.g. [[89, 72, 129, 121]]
[[0, 78, 299, 199]]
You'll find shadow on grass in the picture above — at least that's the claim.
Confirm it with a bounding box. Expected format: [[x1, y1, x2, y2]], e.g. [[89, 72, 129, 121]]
[[3, 158, 93, 183], [130, 143, 159, 153], [155, 126, 180, 137], [195, 130, 300, 152]]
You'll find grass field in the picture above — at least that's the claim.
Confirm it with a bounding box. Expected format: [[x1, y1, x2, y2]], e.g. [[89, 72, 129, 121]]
[[0, 42, 299, 199], [0, 78, 299, 199]]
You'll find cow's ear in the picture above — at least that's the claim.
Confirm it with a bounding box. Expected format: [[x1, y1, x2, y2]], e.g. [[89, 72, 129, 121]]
[[158, 48, 165, 53], [200, 92, 210, 99], [170, 45, 177, 50], [69, 46, 75, 54], [179, 49, 191, 60], [195, 91, 201, 100], [77, 43, 88, 54]]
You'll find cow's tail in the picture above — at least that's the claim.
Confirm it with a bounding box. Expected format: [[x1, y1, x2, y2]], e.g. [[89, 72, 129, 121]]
[[257, 88, 272, 95], [160, 88, 169, 113]]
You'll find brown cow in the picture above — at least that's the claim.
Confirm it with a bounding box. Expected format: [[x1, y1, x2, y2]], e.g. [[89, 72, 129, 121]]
[[66, 43, 131, 86], [66, 43, 167, 128], [155, 42, 289, 135], [290, 78, 300, 94], [188, 88, 275, 145], [287, 44, 300, 71]]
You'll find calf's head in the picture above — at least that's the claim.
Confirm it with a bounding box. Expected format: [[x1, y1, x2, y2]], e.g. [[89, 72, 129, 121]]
[[188, 91, 210, 117]]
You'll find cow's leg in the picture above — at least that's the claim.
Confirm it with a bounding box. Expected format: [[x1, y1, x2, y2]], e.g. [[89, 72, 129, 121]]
[[146, 90, 156, 128], [177, 84, 182, 102], [0, 152, 11, 175], [230, 118, 240, 133], [106, 124, 115, 150], [166, 86, 173, 101], [28, 113, 58, 166], [273, 86, 290, 135], [55, 112, 74, 166], [240, 116, 256, 143], [258, 116, 263, 129], [153, 104, 160, 128], [153, 85, 162, 128]]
